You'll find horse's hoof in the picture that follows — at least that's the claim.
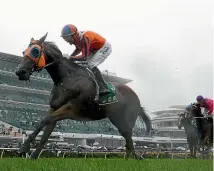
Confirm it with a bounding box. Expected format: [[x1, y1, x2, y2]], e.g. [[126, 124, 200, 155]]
[[19, 145, 30, 153], [30, 152, 38, 160], [125, 153, 144, 160], [138, 156, 144, 160], [135, 155, 144, 160]]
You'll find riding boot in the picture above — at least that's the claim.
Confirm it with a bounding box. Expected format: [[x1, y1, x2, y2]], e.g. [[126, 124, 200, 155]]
[[91, 67, 109, 94]]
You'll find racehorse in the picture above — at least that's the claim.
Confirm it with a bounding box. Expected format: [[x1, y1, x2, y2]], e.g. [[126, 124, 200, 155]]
[[187, 103, 213, 148], [178, 112, 200, 158], [15, 33, 152, 159]]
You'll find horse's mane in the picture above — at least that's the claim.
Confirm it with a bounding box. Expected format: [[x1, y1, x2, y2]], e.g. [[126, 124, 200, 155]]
[[191, 103, 202, 116], [43, 41, 63, 58], [43, 41, 85, 71]]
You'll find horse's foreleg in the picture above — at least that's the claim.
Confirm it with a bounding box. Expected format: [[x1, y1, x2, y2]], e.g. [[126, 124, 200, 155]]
[[189, 146, 193, 158], [193, 146, 197, 158], [30, 123, 56, 159], [20, 103, 73, 154], [29, 103, 74, 159], [19, 109, 55, 154]]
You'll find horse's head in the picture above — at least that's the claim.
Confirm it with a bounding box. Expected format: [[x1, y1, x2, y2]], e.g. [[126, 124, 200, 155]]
[[187, 103, 201, 118], [15, 33, 63, 81], [178, 112, 190, 129]]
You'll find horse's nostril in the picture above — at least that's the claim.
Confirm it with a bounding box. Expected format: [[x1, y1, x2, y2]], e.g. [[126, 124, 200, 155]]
[[15, 70, 19, 76], [20, 70, 26, 73], [15, 70, 26, 76]]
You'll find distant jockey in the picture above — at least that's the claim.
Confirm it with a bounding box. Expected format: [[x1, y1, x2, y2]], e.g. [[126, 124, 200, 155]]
[[186, 104, 192, 112], [196, 95, 213, 117], [60, 24, 112, 97]]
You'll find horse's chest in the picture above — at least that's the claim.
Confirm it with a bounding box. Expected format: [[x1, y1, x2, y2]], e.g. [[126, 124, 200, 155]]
[[49, 85, 71, 109]]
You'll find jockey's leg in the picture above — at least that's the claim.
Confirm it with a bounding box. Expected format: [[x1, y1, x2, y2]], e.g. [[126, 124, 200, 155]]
[[91, 66, 109, 94], [88, 41, 112, 94]]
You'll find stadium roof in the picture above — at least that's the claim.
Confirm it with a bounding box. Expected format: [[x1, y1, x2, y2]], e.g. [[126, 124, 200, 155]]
[[168, 105, 186, 110], [151, 108, 185, 115], [0, 52, 22, 63]]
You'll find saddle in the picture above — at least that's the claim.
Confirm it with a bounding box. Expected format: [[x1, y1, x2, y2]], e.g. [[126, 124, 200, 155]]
[[73, 61, 118, 105]]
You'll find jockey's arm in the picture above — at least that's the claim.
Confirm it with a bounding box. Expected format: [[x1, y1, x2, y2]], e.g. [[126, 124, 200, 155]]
[[206, 100, 213, 115], [71, 36, 91, 60], [207, 108, 213, 115], [70, 48, 81, 57]]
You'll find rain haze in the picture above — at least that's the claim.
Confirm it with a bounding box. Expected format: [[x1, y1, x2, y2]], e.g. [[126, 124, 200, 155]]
[[0, 0, 213, 116]]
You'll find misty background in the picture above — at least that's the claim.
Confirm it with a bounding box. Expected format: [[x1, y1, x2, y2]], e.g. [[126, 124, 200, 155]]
[[0, 0, 213, 114]]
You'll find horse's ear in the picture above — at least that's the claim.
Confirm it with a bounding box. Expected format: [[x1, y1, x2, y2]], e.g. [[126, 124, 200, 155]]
[[30, 37, 34, 43], [192, 105, 197, 109], [38, 32, 48, 45], [178, 113, 183, 116]]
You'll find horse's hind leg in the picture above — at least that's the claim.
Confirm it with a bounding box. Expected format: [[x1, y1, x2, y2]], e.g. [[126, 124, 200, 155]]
[[119, 131, 138, 159], [108, 111, 139, 159], [203, 134, 210, 145]]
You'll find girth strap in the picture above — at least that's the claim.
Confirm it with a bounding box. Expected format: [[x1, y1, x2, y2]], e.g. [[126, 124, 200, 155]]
[[74, 61, 99, 101]]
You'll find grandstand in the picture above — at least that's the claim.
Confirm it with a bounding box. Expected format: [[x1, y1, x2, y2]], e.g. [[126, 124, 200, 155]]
[[0, 52, 149, 148], [151, 105, 186, 138], [148, 105, 190, 149]]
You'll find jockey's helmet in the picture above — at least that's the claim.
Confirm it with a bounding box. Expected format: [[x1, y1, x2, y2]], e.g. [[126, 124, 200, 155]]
[[60, 24, 78, 37], [196, 95, 204, 102], [186, 105, 191, 111]]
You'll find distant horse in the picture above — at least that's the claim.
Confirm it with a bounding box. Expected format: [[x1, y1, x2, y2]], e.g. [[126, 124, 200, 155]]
[[15, 33, 152, 159], [188, 103, 213, 148], [178, 112, 200, 158]]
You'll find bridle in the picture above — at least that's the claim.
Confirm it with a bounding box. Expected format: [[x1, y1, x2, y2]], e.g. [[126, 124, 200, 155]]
[[24, 42, 59, 73]]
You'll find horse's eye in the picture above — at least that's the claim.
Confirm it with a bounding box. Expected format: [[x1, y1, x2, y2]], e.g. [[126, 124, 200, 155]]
[[30, 47, 41, 58]]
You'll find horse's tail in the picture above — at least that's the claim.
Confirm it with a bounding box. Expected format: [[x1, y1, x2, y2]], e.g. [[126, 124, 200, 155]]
[[138, 106, 152, 136]]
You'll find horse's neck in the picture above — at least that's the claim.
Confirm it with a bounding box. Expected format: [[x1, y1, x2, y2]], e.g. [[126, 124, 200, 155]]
[[45, 58, 86, 84], [194, 111, 203, 118], [183, 121, 196, 133], [182, 124, 189, 132], [45, 63, 62, 84]]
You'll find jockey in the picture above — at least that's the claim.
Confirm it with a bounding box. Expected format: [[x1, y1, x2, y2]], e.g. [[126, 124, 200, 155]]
[[60, 24, 112, 95], [196, 95, 213, 117], [185, 104, 191, 112]]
